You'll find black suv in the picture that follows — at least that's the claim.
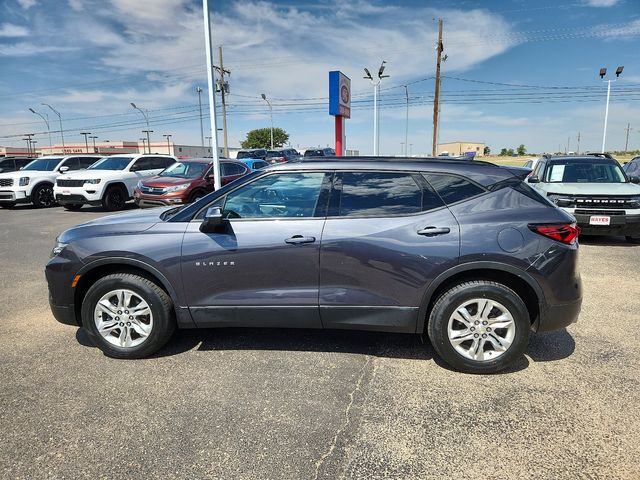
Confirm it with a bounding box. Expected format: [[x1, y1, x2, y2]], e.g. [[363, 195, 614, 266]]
[[304, 148, 336, 157], [236, 149, 267, 160], [0, 156, 34, 173], [46, 157, 582, 373]]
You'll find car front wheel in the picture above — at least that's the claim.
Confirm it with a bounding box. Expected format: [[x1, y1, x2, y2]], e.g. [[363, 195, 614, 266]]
[[102, 186, 127, 211], [427, 281, 530, 374], [32, 184, 56, 208], [81, 273, 175, 359]]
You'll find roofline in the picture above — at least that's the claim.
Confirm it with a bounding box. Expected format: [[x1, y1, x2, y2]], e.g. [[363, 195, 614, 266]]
[[296, 155, 495, 166]]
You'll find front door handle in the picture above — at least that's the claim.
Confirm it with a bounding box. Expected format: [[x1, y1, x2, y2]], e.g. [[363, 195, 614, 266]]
[[417, 226, 451, 236], [285, 235, 316, 245]]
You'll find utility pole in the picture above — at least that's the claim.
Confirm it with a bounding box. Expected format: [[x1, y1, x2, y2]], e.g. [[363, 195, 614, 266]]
[[80, 132, 91, 153], [624, 123, 633, 152], [142, 130, 154, 153], [404, 85, 409, 156], [23, 134, 34, 155], [432, 18, 443, 157], [163, 134, 172, 155], [196, 87, 204, 147], [577, 132, 581, 154], [90, 135, 98, 153], [566, 136, 570, 154], [216, 45, 230, 157]]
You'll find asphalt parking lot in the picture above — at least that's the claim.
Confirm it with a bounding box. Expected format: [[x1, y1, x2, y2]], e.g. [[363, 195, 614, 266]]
[[1, 204, 639, 480]]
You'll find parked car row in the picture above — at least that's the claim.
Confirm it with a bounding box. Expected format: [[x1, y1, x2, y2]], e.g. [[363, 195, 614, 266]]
[[0, 154, 261, 211]]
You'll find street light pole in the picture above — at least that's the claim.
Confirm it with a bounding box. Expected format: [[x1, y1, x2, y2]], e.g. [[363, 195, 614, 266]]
[[90, 135, 98, 153], [599, 66, 623, 152], [261, 93, 274, 149], [41, 103, 64, 149], [80, 132, 91, 153], [29, 108, 52, 151], [130, 102, 151, 153], [196, 86, 204, 147], [163, 134, 172, 155], [364, 61, 389, 156]]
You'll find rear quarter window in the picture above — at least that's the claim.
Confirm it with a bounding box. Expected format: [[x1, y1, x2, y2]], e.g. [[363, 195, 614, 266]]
[[423, 173, 485, 205]]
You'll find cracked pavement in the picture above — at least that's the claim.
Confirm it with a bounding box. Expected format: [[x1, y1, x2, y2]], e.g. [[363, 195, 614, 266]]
[[1, 206, 639, 479]]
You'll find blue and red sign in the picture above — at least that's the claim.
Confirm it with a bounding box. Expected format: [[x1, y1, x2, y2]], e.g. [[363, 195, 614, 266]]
[[329, 71, 351, 119]]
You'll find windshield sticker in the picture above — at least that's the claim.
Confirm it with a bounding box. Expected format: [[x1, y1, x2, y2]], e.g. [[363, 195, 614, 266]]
[[549, 165, 565, 182]]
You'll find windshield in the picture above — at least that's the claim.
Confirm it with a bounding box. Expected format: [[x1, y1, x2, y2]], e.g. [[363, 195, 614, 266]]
[[22, 158, 63, 171], [545, 160, 627, 183], [88, 156, 132, 170], [159, 161, 208, 179]]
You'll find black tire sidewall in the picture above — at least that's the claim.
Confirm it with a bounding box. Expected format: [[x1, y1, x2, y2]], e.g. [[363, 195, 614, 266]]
[[81, 274, 174, 359], [428, 282, 530, 374], [32, 184, 54, 208], [102, 186, 126, 211]]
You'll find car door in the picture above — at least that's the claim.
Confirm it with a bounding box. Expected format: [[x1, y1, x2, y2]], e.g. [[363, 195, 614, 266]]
[[181, 170, 331, 328], [319, 171, 460, 333], [0, 159, 15, 173]]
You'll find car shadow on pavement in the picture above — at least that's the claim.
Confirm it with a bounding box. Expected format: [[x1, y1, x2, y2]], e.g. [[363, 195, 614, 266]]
[[76, 326, 575, 373]]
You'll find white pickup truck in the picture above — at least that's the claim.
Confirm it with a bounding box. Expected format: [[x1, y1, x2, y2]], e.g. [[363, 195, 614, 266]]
[[0, 155, 102, 208], [54, 154, 176, 211]]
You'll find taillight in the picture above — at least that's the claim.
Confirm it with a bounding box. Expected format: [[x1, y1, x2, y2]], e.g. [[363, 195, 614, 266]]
[[528, 223, 581, 244]]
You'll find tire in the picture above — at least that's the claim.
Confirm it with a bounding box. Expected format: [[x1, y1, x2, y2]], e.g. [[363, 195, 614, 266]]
[[188, 190, 205, 203], [101, 185, 127, 211], [81, 273, 176, 359], [31, 184, 56, 208], [63, 204, 83, 211], [427, 281, 530, 374]]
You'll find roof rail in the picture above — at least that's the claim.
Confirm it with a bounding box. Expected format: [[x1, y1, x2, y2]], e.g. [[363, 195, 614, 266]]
[[584, 152, 614, 159], [297, 155, 496, 166]]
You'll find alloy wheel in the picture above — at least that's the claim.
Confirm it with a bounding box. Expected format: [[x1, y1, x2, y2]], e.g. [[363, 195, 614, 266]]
[[37, 186, 54, 207], [447, 298, 516, 362], [93, 289, 153, 348]]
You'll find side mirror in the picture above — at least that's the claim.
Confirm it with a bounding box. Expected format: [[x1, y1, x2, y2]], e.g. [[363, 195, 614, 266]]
[[59, 166, 69, 173], [630, 176, 640, 184], [205, 174, 215, 181], [528, 175, 540, 184], [199, 206, 225, 233]]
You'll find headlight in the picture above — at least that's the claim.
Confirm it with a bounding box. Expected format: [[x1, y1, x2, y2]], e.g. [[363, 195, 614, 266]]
[[19, 177, 30, 186], [84, 179, 101, 184], [137, 180, 144, 189], [51, 239, 68, 257], [166, 183, 191, 192], [546, 193, 573, 207], [628, 196, 640, 209]]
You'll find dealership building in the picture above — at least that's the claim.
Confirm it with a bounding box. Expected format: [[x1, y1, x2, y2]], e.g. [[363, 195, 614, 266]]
[[437, 142, 486, 157]]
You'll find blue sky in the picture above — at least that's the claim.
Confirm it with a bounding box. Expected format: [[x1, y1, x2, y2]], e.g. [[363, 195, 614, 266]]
[[0, 0, 639, 155]]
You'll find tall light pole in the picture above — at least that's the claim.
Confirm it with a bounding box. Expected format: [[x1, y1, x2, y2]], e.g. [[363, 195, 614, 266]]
[[29, 108, 52, 151], [261, 93, 274, 149], [80, 132, 91, 153], [202, 0, 222, 190], [364, 61, 389, 156], [142, 130, 154, 153], [599, 66, 623, 152], [90, 135, 98, 153], [196, 86, 204, 147], [403, 85, 409, 156], [41, 103, 64, 149], [163, 134, 173, 155], [130, 102, 151, 152]]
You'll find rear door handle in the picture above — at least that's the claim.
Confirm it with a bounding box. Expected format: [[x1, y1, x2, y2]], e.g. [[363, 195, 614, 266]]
[[417, 226, 451, 236], [285, 235, 316, 245]]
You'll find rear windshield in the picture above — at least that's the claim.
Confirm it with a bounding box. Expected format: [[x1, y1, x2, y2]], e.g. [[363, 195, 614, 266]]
[[160, 161, 208, 178], [237, 150, 265, 159], [88, 156, 132, 170], [305, 149, 323, 156], [22, 158, 63, 171], [545, 160, 626, 183]]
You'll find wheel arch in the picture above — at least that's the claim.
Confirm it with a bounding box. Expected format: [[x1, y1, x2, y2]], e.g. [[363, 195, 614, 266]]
[[73, 258, 194, 328], [102, 181, 129, 198], [417, 262, 544, 334]]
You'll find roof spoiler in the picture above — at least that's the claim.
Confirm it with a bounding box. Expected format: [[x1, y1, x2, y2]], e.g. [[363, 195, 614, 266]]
[[500, 165, 532, 180]]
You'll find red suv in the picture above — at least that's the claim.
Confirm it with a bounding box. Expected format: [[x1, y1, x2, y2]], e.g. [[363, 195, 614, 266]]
[[134, 158, 249, 208]]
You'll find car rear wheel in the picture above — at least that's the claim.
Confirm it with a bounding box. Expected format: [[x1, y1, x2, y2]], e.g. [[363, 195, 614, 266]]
[[427, 281, 530, 374], [32, 184, 55, 208], [188, 190, 205, 203], [63, 204, 83, 211], [102, 186, 127, 211], [81, 273, 175, 359]]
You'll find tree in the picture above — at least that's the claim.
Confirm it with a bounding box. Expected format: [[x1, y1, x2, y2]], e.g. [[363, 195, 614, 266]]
[[483, 146, 491, 155], [500, 148, 508, 156], [506, 148, 515, 156], [240, 128, 289, 149], [517, 144, 526, 156]]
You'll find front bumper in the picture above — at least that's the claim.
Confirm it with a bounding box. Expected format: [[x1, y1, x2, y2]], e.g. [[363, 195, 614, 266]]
[[46, 252, 82, 326], [49, 297, 78, 326], [0, 190, 30, 204], [134, 193, 187, 208], [573, 213, 640, 236], [54, 186, 103, 206]]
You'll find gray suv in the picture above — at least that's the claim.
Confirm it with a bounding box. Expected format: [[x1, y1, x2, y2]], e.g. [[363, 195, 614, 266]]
[[46, 157, 582, 374]]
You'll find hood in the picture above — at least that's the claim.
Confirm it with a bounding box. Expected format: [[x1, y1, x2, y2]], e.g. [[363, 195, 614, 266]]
[[57, 169, 119, 180], [141, 176, 198, 187], [546, 183, 640, 196], [58, 207, 171, 243], [0, 170, 54, 180]]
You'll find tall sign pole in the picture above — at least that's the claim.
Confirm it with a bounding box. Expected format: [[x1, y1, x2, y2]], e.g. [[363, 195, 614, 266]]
[[329, 71, 351, 156], [432, 18, 443, 156], [203, 0, 221, 190]]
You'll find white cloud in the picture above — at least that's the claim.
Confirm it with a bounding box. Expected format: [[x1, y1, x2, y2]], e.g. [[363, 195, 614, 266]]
[[0, 23, 29, 37], [581, 0, 621, 6], [17, 0, 37, 9], [0, 42, 75, 56]]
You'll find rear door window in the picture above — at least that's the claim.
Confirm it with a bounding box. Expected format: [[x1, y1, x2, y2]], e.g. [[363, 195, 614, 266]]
[[79, 157, 100, 168], [62, 157, 81, 171], [338, 172, 425, 217], [0, 159, 16, 171], [423, 173, 485, 205]]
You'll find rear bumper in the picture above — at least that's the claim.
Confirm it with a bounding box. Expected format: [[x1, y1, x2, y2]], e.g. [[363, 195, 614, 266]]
[[536, 297, 582, 332]]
